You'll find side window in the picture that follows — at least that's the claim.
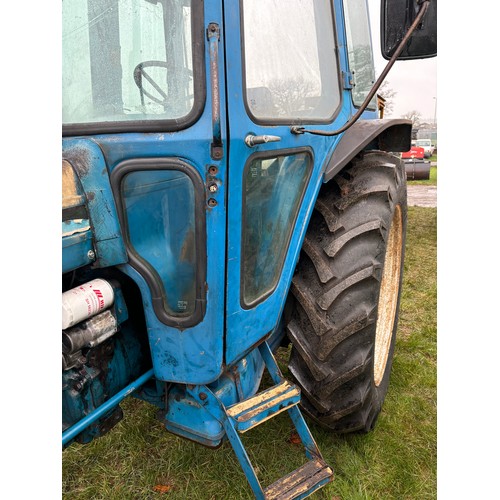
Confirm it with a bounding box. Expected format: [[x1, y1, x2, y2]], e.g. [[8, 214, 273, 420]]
[[342, 0, 377, 109], [242, 0, 340, 122], [242, 151, 312, 306]]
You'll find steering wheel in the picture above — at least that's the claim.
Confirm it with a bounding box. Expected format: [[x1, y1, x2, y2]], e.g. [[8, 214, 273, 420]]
[[133, 61, 169, 105]]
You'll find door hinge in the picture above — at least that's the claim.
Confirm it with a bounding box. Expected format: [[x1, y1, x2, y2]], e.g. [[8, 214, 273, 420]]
[[343, 70, 354, 90]]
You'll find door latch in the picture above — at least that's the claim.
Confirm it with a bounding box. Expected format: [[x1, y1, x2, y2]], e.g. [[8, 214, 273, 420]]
[[244, 134, 281, 147]]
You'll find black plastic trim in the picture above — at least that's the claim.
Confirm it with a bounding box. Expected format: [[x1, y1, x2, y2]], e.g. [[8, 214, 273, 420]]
[[110, 158, 207, 329], [62, 205, 88, 222]]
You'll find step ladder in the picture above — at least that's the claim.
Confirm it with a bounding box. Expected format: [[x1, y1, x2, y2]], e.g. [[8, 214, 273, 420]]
[[187, 342, 334, 499]]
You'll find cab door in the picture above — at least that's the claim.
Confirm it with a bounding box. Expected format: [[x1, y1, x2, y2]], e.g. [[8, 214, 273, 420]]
[[223, 0, 350, 364], [63, 0, 228, 385]]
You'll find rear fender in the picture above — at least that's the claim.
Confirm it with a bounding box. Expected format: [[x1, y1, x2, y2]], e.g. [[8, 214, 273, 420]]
[[323, 119, 412, 182]]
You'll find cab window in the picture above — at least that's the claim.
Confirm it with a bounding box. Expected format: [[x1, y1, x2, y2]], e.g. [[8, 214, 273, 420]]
[[342, 0, 377, 109], [63, 0, 201, 131], [242, 0, 340, 123]]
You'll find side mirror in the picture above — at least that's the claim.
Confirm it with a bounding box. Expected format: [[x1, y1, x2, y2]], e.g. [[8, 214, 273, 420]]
[[381, 0, 437, 60]]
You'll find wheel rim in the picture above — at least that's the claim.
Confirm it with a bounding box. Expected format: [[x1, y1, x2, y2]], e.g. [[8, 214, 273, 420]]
[[374, 204, 403, 386]]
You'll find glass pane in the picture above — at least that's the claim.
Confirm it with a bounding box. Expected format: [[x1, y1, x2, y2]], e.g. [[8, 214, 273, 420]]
[[242, 152, 311, 306], [63, 0, 194, 125], [342, 0, 377, 109], [243, 0, 340, 121], [123, 170, 197, 316]]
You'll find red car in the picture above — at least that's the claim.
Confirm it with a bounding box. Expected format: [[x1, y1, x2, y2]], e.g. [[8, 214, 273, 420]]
[[402, 146, 425, 159]]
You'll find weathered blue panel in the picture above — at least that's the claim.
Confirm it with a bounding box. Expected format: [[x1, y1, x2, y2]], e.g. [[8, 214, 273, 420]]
[[60, 2, 227, 386], [77, 3, 228, 385], [161, 347, 265, 446], [222, 0, 382, 365], [62, 221, 94, 273], [62, 139, 128, 268]]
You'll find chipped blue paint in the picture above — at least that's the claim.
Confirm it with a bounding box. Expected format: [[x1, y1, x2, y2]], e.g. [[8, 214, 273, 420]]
[[162, 346, 264, 447], [62, 138, 128, 269], [62, 222, 93, 273]]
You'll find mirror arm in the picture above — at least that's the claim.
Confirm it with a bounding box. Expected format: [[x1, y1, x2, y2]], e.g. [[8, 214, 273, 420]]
[[291, 0, 431, 137]]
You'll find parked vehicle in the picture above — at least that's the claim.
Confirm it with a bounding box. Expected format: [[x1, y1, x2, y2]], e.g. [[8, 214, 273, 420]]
[[62, 0, 436, 497], [402, 146, 425, 159], [413, 139, 435, 158]]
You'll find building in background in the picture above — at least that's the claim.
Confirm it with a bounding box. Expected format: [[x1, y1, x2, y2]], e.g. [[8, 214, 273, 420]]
[[414, 122, 437, 149]]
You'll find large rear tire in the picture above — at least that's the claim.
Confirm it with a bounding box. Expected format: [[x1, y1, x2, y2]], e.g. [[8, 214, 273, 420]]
[[286, 151, 407, 433]]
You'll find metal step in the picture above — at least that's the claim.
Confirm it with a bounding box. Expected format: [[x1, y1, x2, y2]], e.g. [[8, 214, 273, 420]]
[[186, 342, 334, 499], [264, 458, 334, 500], [226, 380, 300, 433]]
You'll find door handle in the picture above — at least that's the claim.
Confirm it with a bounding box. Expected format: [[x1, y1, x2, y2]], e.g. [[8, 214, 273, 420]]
[[207, 23, 222, 160], [244, 134, 281, 147]]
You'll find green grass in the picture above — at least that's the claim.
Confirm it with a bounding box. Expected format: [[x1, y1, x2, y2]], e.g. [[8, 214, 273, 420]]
[[62, 207, 437, 500]]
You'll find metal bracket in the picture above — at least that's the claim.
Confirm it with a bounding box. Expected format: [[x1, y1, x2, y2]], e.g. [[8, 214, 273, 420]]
[[343, 70, 354, 90]]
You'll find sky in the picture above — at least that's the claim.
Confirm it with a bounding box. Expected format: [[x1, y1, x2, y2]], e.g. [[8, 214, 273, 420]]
[[367, 0, 438, 121]]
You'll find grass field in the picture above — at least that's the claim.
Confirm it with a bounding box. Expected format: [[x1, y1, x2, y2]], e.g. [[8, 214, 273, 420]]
[[62, 207, 437, 500]]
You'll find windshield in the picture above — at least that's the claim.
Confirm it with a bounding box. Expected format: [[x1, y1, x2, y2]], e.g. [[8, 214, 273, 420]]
[[415, 140, 431, 147], [63, 0, 198, 129]]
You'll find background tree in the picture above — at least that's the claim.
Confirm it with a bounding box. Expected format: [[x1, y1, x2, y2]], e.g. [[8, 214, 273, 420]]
[[267, 76, 316, 117], [377, 80, 397, 116], [401, 109, 422, 128]]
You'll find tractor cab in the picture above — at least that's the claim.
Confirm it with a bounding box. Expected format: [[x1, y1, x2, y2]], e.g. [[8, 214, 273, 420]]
[[62, 0, 380, 385]]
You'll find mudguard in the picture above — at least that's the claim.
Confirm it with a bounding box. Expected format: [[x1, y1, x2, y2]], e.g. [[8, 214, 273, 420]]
[[324, 119, 412, 182]]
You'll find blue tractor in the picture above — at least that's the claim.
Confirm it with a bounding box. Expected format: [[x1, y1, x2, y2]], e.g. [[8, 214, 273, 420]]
[[62, 0, 436, 497]]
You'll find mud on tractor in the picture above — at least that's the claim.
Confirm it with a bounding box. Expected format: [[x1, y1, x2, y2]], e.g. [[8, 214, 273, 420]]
[[62, 0, 436, 497]]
